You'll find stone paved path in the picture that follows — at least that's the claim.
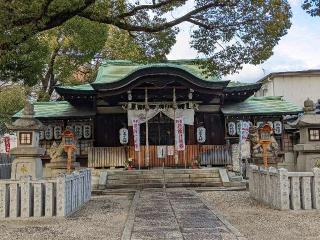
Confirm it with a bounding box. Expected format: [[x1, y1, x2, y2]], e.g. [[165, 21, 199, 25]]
[[129, 188, 241, 240]]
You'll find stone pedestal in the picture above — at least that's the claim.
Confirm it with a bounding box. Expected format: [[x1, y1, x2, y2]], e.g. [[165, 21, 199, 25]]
[[10, 146, 45, 180], [45, 159, 80, 177]]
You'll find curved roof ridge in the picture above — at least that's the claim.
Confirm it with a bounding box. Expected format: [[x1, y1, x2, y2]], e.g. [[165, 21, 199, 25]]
[[93, 60, 220, 85]]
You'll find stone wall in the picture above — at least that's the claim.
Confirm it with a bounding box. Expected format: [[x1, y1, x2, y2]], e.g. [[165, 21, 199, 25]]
[[249, 165, 320, 210], [0, 169, 91, 219]]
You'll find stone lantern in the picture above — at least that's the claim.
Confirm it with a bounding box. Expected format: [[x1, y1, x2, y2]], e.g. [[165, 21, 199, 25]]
[[293, 98, 320, 171], [6, 101, 45, 180]]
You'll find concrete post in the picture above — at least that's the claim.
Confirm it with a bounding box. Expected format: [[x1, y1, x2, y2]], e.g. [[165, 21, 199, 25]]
[[301, 177, 312, 210], [9, 183, 20, 218], [56, 175, 66, 217], [0, 183, 9, 218], [290, 176, 301, 210], [21, 181, 32, 218], [312, 168, 320, 209], [45, 182, 54, 217], [278, 168, 290, 210], [33, 183, 44, 217]]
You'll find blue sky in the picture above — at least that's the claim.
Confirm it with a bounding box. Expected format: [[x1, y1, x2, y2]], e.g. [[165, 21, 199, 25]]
[[167, 0, 320, 82]]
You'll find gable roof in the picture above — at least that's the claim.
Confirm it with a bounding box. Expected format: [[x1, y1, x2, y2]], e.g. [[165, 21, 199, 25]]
[[221, 96, 303, 116], [258, 69, 320, 83]]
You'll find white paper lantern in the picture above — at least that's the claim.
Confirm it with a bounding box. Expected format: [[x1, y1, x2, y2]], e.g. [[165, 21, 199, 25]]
[[74, 125, 83, 139], [196, 127, 206, 143], [273, 121, 282, 135], [54, 126, 62, 140], [119, 128, 129, 144], [228, 122, 236, 136], [39, 130, 44, 140], [83, 125, 91, 139], [267, 121, 274, 129], [45, 125, 53, 140], [256, 121, 264, 128]]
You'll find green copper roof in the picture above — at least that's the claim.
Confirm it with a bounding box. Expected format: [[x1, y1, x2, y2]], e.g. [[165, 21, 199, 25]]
[[92, 60, 219, 84], [221, 96, 303, 116], [13, 101, 95, 119]]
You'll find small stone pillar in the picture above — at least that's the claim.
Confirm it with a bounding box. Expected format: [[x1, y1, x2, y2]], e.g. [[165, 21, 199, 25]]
[[6, 101, 45, 180]]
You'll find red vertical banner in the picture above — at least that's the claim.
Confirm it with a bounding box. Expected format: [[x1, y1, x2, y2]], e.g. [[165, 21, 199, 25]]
[[4, 136, 10, 154], [132, 118, 140, 151], [175, 117, 185, 151]]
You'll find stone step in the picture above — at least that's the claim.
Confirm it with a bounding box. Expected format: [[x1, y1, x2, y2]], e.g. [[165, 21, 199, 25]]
[[107, 173, 220, 180], [106, 182, 223, 189]]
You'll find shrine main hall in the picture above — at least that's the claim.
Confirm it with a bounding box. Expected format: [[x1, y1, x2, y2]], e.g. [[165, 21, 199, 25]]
[[14, 60, 302, 169]]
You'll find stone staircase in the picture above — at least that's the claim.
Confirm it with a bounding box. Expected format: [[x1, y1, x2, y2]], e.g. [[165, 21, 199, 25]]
[[98, 168, 233, 189]]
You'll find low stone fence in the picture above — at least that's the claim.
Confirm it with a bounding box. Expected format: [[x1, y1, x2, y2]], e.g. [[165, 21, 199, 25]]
[[249, 165, 320, 210], [0, 169, 91, 219]]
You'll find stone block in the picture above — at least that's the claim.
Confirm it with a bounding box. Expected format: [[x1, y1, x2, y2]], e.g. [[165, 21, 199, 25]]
[[301, 177, 312, 210], [290, 176, 301, 210], [0, 183, 9, 218], [45, 182, 54, 217], [34, 183, 44, 217], [21, 182, 32, 218], [98, 171, 108, 190], [9, 183, 20, 218]]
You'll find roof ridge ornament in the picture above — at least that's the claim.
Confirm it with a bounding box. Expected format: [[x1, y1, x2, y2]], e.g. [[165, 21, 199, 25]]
[[304, 98, 315, 113], [22, 100, 35, 118]]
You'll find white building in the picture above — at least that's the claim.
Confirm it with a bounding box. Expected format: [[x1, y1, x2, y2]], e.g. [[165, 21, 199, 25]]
[[255, 70, 320, 107]]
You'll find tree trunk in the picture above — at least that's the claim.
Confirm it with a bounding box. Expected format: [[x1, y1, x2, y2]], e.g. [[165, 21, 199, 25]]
[[42, 46, 59, 94]]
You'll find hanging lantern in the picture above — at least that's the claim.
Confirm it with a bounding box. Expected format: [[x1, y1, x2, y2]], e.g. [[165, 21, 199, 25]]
[[273, 121, 282, 135], [196, 127, 206, 143], [119, 128, 129, 145], [45, 125, 53, 140], [228, 122, 236, 136], [256, 121, 264, 128], [39, 130, 44, 140], [54, 125, 62, 140], [83, 125, 92, 139], [74, 125, 83, 139]]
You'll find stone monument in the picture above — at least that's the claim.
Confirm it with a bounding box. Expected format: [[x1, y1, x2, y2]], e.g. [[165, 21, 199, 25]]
[[6, 101, 45, 180], [293, 98, 320, 171]]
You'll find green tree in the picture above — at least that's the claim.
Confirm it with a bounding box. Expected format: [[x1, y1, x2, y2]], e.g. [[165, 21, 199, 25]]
[[302, 0, 320, 16], [0, 0, 292, 79], [0, 86, 26, 135], [0, 16, 175, 96]]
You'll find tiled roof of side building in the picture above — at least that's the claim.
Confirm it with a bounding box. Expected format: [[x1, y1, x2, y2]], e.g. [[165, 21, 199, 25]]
[[221, 96, 303, 116], [13, 101, 95, 119]]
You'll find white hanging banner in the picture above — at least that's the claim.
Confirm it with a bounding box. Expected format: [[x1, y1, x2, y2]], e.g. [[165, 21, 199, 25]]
[[175, 117, 185, 151], [157, 146, 167, 158], [132, 118, 140, 151], [128, 108, 194, 126]]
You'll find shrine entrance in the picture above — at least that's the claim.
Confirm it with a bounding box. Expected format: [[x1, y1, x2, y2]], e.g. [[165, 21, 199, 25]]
[[141, 114, 174, 146]]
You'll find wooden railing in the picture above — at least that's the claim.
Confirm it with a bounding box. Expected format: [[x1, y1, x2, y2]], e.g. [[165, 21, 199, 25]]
[[88, 145, 232, 168]]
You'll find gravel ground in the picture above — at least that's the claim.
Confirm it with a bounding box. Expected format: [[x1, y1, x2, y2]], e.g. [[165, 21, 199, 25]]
[[0, 193, 133, 240], [200, 190, 320, 240]]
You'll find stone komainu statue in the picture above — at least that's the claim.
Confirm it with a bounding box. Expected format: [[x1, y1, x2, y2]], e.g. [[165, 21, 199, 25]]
[[48, 141, 65, 162], [249, 126, 279, 158]]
